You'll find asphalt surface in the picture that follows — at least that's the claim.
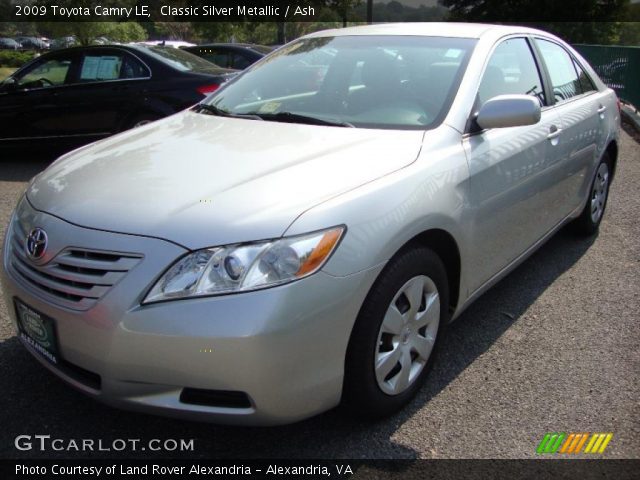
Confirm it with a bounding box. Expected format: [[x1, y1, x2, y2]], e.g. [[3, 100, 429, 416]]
[[0, 131, 638, 460]]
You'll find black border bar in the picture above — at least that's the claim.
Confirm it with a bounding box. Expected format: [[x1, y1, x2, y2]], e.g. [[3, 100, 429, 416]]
[[3, 459, 640, 479]]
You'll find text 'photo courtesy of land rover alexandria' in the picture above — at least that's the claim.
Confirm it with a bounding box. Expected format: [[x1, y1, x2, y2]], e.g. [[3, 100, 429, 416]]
[[1, 23, 619, 425]]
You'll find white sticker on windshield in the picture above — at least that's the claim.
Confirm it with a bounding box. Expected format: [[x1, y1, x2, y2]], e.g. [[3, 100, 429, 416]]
[[444, 49, 462, 58], [81, 56, 121, 80]]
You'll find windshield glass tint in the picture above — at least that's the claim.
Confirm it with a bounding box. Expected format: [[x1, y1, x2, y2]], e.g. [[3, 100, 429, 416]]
[[145, 46, 226, 74], [206, 35, 476, 129]]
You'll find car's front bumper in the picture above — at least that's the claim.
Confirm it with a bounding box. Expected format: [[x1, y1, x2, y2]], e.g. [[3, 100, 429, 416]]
[[1, 200, 381, 425]]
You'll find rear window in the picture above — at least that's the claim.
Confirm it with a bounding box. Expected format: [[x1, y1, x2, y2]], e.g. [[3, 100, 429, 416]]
[[144, 46, 228, 74], [251, 45, 274, 55]]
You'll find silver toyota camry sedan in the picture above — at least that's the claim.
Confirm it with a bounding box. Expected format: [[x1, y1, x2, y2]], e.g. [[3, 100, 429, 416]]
[[1, 23, 619, 425]]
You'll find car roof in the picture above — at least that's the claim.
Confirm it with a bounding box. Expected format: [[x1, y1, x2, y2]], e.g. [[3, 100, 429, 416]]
[[30, 44, 234, 73], [303, 22, 552, 40], [191, 43, 267, 50]]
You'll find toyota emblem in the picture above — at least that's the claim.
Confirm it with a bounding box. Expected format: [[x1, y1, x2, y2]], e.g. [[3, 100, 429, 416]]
[[25, 228, 48, 260]]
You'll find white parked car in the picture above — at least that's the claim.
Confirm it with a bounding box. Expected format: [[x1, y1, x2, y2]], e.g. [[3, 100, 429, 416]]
[[135, 40, 196, 49]]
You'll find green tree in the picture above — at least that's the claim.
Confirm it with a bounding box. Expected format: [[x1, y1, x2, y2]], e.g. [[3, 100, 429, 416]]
[[618, 22, 640, 45], [33, 0, 144, 44], [524, 22, 622, 44], [329, 0, 364, 26], [441, 0, 630, 43], [0, 22, 38, 37], [192, 22, 237, 43], [108, 22, 147, 43], [442, 0, 628, 21], [154, 22, 198, 41], [41, 22, 146, 45]]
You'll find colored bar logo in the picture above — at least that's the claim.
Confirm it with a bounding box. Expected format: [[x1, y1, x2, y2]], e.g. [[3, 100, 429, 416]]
[[537, 433, 613, 454]]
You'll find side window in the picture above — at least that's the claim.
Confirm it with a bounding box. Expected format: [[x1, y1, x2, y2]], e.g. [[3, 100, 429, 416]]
[[16, 57, 73, 89], [478, 38, 546, 106], [210, 51, 231, 68], [231, 53, 252, 70], [120, 54, 150, 79], [573, 59, 596, 94], [79, 53, 123, 82], [536, 40, 582, 103]]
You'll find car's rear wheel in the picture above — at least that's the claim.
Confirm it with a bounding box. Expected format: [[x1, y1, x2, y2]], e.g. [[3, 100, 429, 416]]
[[342, 246, 448, 418], [573, 153, 612, 235]]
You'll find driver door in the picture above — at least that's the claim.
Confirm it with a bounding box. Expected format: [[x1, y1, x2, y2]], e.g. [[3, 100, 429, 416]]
[[0, 52, 79, 142], [463, 37, 564, 293]]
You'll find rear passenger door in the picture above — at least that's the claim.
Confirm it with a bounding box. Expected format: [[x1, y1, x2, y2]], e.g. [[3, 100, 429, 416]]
[[533, 38, 606, 214], [463, 37, 565, 292]]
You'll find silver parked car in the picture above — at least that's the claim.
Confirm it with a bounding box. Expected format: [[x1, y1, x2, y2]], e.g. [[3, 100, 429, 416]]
[[1, 23, 620, 425]]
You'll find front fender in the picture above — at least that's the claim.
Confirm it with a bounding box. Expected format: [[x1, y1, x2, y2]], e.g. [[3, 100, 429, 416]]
[[285, 126, 470, 280]]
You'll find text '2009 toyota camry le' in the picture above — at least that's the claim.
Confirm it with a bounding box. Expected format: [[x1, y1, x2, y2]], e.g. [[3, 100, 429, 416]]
[[1, 23, 619, 425]]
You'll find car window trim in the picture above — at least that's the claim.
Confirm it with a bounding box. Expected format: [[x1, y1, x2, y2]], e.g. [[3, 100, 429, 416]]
[[9, 48, 152, 93], [525, 36, 555, 109], [465, 34, 549, 135], [76, 47, 152, 85], [531, 36, 599, 108], [11, 52, 79, 92], [570, 56, 597, 94]]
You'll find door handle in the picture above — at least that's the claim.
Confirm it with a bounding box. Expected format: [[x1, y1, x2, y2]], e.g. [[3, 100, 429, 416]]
[[597, 105, 607, 114], [547, 126, 562, 140]]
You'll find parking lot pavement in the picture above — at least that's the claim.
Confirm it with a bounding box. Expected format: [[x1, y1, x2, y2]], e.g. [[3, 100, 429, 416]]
[[0, 131, 638, 460]]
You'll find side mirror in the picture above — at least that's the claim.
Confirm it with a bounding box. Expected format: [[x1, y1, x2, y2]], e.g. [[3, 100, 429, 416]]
[[1, 77, 17, 92], [476, 94, 541, 130]]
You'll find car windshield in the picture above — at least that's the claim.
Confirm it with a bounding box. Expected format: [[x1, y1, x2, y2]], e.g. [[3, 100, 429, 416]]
[[205, 35, 476, 129]]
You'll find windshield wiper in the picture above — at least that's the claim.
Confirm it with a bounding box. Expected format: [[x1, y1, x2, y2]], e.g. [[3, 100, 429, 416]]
[[193, 104, 263, 121], [246, 111, 354, 128]]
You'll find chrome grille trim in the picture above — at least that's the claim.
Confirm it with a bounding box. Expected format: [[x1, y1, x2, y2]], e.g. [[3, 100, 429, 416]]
[[8, 218, 142, 310]]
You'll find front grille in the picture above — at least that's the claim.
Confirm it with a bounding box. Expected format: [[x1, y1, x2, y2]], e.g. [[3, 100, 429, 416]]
[[8, 220, 141, 310]]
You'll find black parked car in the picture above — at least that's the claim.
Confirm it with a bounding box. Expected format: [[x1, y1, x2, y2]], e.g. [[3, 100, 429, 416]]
[[182, 43, 274, 70], [0, 44, 237, 151], [0, 38, 20, 50]]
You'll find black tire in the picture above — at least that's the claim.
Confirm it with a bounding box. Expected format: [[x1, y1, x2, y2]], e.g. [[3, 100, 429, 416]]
[[572, 153, 612, 236], [342, 246, 449, 418]]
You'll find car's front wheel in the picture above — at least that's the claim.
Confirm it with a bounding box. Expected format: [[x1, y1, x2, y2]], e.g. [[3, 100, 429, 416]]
[[342, 246, 449, 418]]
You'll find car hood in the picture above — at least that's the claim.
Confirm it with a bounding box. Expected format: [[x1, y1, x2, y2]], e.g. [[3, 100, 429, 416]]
[[27, 111, 425, 250]]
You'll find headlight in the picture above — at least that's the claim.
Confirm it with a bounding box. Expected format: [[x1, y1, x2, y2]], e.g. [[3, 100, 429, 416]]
[[143, 226, 344, 303]]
